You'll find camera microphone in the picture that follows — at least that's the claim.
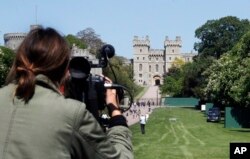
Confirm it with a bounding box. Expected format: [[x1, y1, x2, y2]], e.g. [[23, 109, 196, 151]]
[[101, 44, 115, 59], [99, 44, 115, 68]]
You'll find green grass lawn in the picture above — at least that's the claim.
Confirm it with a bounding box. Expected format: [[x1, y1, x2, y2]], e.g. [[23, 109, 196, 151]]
[[130, 107, 250, 159]]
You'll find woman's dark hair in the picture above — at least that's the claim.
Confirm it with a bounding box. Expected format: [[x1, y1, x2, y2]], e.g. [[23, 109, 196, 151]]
[[6, 27, 70, 103]]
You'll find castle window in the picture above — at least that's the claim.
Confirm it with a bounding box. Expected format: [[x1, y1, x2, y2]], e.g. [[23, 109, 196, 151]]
[[139, 74, 142, 78], [143, 57, 145, 60], [156, 64, 159, 72], [169, 57, 172, 61], [139, 64, 142, 71], [172, 49, 174, 53], [156, 57, 158, 61], [149, 65, 151, 72], [140, 49, 142, 52], [137, 57, 139, 60]]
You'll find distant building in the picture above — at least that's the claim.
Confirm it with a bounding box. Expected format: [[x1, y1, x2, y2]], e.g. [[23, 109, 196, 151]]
[[3, 25, 102, 75], [133, 36, 197, 86], [4, 25, 41, 51]]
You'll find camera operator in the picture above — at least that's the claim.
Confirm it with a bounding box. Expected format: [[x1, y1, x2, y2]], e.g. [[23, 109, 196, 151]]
[[0, 27, 133, 159]]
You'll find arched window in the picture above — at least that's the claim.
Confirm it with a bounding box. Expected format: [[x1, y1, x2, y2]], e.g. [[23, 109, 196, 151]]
[[139, 64, 142, 71], [149, 65, 151, 72], [156, 64, 159, 72]]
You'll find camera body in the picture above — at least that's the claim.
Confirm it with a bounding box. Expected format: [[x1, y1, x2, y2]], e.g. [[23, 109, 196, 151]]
[[64, 44, 124, 121]]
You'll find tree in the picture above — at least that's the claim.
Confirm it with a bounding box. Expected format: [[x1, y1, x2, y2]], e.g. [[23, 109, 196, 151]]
[[0, 46, 15, 86], [203, 31, 250, 107], [65, 34, 87, 49], [194, 16, 250, 58], [77, 28, 105, 55], [171, 57, 185, 68], [160, 56, 214, 98], [182, 56, 215, 98], [160, 66, 184, 97]]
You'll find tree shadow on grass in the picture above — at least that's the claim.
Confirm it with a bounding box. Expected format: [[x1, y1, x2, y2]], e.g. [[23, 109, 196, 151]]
[[229, 129, 250, 133], [181, 107, 197, 110]]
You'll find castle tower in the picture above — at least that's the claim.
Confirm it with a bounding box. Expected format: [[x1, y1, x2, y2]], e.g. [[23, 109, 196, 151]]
[[133, 35, 150, 54], [164, 36, 182, 54], [4, 24, 41, 51], [164, 36, 183, 72], [133, 36, 150, 85], [4, 33, 27, 51]]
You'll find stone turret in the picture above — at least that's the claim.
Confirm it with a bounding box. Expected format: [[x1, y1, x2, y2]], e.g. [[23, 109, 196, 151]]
[[133, 36, 150, 55], [4, 33, 27, 51], [164, 36, 182, 48], [4, 24, 42, 51], [133, 35, 150, 47]]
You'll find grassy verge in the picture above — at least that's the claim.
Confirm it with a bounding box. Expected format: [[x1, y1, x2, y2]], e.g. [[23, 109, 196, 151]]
[[130, 107, 250, 159]]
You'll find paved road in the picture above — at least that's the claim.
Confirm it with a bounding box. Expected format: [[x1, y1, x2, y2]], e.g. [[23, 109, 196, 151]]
[[124, 85, 162, 126], [141, 85, 161, 99]]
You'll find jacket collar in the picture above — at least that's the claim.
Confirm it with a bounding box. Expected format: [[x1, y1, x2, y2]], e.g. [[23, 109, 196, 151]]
[[35, 74, 62, 95]]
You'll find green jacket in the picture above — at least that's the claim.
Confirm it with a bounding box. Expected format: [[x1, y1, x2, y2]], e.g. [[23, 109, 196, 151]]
[[0, 75, 133, 159]]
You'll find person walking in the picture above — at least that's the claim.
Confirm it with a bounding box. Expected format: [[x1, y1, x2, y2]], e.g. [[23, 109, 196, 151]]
[[0, 27, 133, 159], [140, 114, 147, 134]]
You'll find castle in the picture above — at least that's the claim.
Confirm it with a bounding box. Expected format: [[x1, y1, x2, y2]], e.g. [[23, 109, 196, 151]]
[[133, 36, 197, 86], [3, 25, 102, 75], [2, 26, 197, 85]]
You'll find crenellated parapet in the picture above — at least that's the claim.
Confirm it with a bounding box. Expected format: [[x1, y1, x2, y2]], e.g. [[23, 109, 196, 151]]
[[4, 33, 27, 40], [133, 35, 150, 47], [149, 49, 164, 57], [164, 36, 182, 47]]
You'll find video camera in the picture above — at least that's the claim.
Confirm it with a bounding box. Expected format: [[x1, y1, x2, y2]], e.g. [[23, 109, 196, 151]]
[[64, 44, 132, 122]]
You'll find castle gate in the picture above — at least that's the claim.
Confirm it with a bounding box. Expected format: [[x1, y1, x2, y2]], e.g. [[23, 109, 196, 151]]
[[153, 75, 161, 86]]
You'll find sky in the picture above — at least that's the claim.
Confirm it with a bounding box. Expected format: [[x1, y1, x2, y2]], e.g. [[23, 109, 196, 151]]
[[0, 0, 250, 59]]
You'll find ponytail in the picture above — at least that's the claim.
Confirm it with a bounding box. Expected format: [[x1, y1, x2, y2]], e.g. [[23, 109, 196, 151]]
[[15, 66, 36, 103]]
